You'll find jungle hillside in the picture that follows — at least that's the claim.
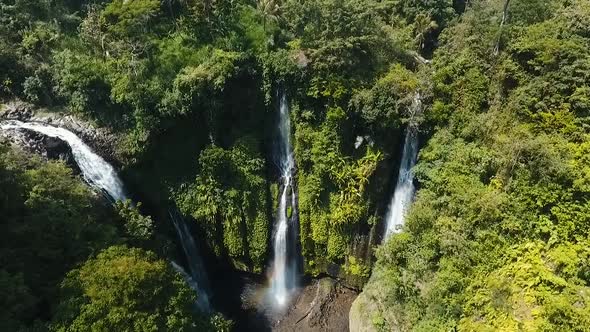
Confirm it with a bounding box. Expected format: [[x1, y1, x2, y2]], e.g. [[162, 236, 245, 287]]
[[1, 0, 590, 331]]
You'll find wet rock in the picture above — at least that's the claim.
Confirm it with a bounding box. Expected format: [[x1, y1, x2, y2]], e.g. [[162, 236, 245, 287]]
[[272, 278, 357, 332], [43, 135, 80, 173]]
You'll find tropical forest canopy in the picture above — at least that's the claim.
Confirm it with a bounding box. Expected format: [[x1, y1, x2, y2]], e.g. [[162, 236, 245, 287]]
[[0, 0, 589, 331]]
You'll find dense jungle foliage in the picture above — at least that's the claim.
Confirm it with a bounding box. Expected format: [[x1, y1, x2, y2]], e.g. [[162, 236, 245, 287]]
[[1, 0, 443, 280], [358, 0, 590, 330], [1, 0, 589, 330], [0, 145, 228, 330]]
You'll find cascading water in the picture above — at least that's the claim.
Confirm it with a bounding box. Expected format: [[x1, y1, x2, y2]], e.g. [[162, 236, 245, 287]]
[[171, 260, 210, 312], [1, 120, 126, 201], [383, 94, 421, 240], [0, 120, 211, 312], [269, 92, 298, 307], [169, 211, 211, 312]]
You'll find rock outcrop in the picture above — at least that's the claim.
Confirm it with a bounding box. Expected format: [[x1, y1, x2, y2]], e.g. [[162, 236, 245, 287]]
[[272, 278, 358, 332], [349, 288, 379, 332]]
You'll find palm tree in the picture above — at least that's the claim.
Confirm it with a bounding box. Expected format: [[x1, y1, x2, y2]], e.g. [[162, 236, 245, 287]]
[[257, 0, 280, 31], [413, 13, 438, 51]]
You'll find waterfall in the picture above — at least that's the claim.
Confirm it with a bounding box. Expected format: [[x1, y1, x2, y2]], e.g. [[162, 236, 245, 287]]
[[0, 120, 211, 312], [171, 261, 210, 311], [169, 211, 211, 312], [269, 92, 298, 307], [383, 94, 421, 240], [1, 120, 126, 201]]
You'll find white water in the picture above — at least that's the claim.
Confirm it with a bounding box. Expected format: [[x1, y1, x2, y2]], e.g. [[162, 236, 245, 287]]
[[383, 95, 421, 240], [171, 260, 210, 311], [172, 261, 198, 290], [0, 120, 211, 312], [269, 92, 297, 307], [1, 120, 126, 201], [169, 211, 211, 312]]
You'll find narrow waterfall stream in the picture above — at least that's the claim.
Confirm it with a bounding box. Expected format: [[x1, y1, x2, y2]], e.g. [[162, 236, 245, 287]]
[[169, 211, 211, 312], [0, 120, 211, 312], [383, 94, 421, 240], [269, 92, 298, 308]]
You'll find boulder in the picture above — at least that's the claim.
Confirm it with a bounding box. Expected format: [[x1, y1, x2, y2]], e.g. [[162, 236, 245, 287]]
[[43, 135, 80, 173]]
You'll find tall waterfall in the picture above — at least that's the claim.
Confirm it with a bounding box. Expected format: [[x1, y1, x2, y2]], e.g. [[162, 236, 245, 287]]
[[0, 120, 211, 312], [269, 92, 298, 307], [383, 94, 421, 240]]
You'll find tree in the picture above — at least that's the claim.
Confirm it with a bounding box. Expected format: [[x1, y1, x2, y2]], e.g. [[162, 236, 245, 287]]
[[101, 0, 161, 39], [257, 0, 280, 31], [413, 13, 437, 51], [51, 245, 209, 331], [115, 200, 155, 243], [0, 270, 38, 332], [0, 145, 121, 330], [184, 0, 238, 37]]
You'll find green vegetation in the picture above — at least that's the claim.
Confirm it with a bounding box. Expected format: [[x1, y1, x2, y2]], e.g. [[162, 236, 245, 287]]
[[0, 144, 119, 331], [0, 0, 443, 277], [0, 143, 224, 329], [177, 143, 269, 272], [52, 245, 226, 331], [360, 0, 590, 330], [2, 0, 590, 330]]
